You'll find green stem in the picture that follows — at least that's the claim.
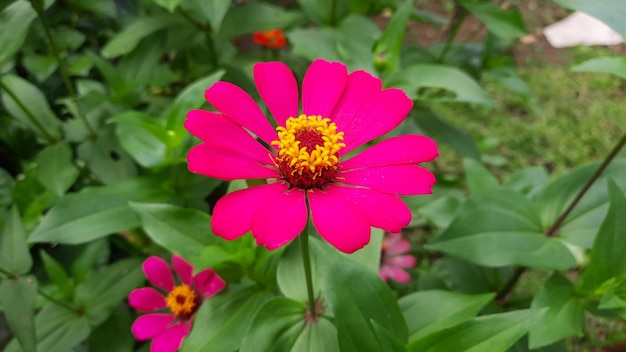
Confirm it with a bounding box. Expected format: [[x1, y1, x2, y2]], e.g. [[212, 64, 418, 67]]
[[438, 5, 468, 63], [33, 4, 95, 136], [0, 80, 58, 144], [495, 131, 626, 302], [178, 8, 219, 68], [299, 221, 317, 318], [0, 266, 77, 312], [330, 0, 337, 26]]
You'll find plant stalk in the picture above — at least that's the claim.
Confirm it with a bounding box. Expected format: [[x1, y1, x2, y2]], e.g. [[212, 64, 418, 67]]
[[438, 4, 468, 62], [299, 221, 317, 318], [0, 80, 58, 144], [0, 266, 77, 312], [330, 0, 338, 26], [32, 4, 95, 136], [495, 131, 626, 302]]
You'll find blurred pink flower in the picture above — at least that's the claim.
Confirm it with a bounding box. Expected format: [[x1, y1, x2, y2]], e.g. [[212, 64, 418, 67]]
[[379, 232, 416, 283], [185, 59, 438, 254], [128, 255, 225, 352]]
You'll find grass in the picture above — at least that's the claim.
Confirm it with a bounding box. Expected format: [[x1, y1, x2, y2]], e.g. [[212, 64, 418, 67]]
[[433, 49, 626, 180]]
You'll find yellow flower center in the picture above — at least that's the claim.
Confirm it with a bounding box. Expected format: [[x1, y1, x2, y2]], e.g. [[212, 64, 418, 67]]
[[271, 114, 345, 189], [165, 284, 197, 319]]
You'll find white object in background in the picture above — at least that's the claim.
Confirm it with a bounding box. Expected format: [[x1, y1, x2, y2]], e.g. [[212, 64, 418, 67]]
[[543, 11, 624, 48]]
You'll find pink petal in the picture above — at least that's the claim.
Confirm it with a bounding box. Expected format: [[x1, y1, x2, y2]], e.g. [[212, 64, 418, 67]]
[[384, 232, 412, 255], [172, 255, 193, 286], [252, 189, 307, 250], [386, 255, 417, 268], [143, 256, 175, 292], [193, 269, 226, 298], [254, 62, 299, 126], [212, 182, 290, 240], [339, 88, 414, 154], [131, 313, 175, 340], [185, 110, 275, 162], [308, 189, 371, 254], [380, 266, 412, 284], [379, 268, 389, 282], [205, 81, 277, 145], [341, 135, 439, 171], [302, 59, 348, 117], [151, 322, 191, 352], [321, 185, 410, 233], [338, 165, 436, 195], [187, 143, 279, 180], [330, 70, 382, 129], [128, 288, 167, 312]]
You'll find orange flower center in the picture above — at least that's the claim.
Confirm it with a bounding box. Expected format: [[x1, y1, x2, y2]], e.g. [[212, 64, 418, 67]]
[[271, 114, 345, 189], [165, 284, 198, 319], [253, 29, 287, 49]]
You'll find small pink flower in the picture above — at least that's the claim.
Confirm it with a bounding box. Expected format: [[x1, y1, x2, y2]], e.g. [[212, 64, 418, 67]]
[[185, 59, 438, 254], [379, 232, 416, 284], [128, 255, 225, 352]]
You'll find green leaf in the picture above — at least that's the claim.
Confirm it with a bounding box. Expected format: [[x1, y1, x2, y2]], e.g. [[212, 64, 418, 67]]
[[164, 70, 225, 139], [277, 239, 321, 302], [85, 51, 128, 95], [0, 276, 37, 352], [29, 178, 166, 245], [88, 305, 134, 352], [110, 111, 169, 167], [553, 0, 626, 38], [315, 239, 408, 349], [102, 14, 185, 58], [434, 256, 512, 294], [0, 206, 32, 274], [400, 290, 494, 340], [74, 258, 144, 326], [412, 109, 481, 160], [533, 158, 626, 248], [504, 166, 548, 197], [459, 0, 527, 40], [130, 202, 215, 260], [4, 304, 91, 352], [34, 142, 79, 196], [297, 0, 348, 25], [40, 251, 74, 299], [370, 321, 407, 352], [153, 0, 182, 12], [373, 0, 413, 72], [0, 74, 61, 141], [239, 296, 339, 352], [289, 15, 380, 72], [464, 158, 500, 194], [77, 130, 138, 185], [71, 239, 110, 284], [528, 273, 584, 348], [427, 190, 577, 270], [0, 0, 37, 66], [0, 168, 14, 209], [579, 181, 626, 291], [23, 54, 58, 82], [408, 309, 545, 352], [185, 0, 231, 32], [386, 64, 495, 105], [219, 3, 306, 39], [571, 57, 626, 79], [342, 227, 383, 273], [182, 283, 271, 352]]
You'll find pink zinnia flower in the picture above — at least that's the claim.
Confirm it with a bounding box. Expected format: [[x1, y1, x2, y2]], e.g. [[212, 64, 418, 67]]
[[379, 232, 416, 283], [128, 255, 225, 352], [185, 59, 438, 253]]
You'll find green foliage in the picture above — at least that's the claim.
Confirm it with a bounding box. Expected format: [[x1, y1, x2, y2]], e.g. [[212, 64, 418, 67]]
[[0, 0, 625, 350]]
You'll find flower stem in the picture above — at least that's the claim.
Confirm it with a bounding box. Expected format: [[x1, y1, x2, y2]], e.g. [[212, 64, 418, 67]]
[[0, 79, 58, 144], [438, 4, 468, 63], [0, 266, 77, 312], [299, 221, 317, 318], [330, 0, 338, 26], [32, 4, 96, 137], [494, 131, 626, 302]]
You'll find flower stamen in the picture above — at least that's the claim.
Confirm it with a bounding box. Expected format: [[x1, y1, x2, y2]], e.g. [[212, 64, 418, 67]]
[[165, 284, 197, 319], [271, 114, 345, 189]]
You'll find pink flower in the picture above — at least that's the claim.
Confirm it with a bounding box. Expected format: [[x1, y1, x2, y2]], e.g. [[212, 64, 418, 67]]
[[128, 255, 225, 352], [185, 59, 438, 254], [379, 232, 416, 284]]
